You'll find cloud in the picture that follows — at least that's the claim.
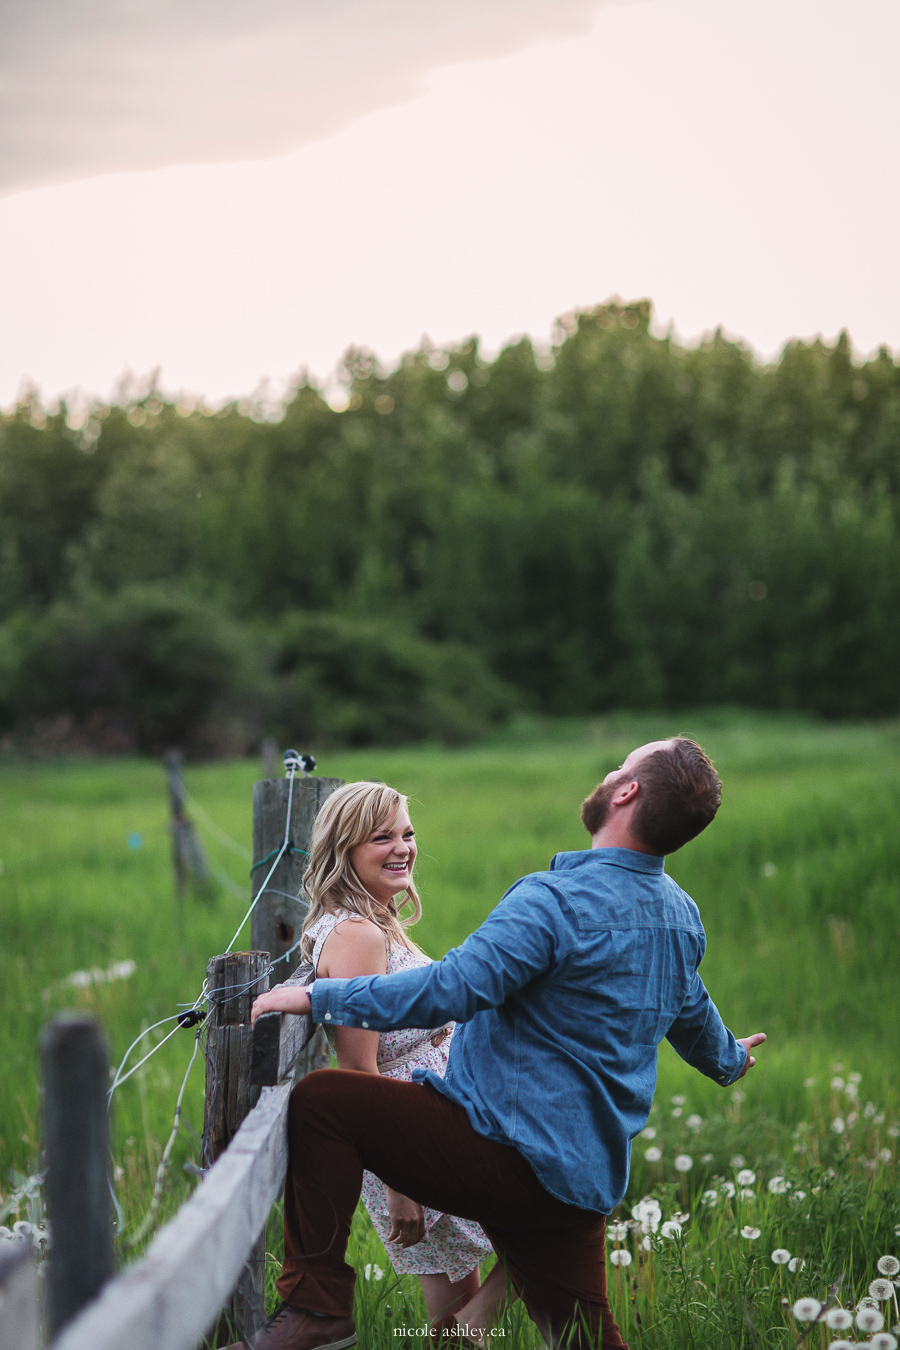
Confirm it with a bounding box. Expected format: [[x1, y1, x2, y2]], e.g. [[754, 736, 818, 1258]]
[[0, 0, 601, 194]]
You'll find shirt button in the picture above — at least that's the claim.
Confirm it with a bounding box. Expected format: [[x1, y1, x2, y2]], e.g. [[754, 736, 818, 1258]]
[[361, 1021, 369, 1029], [324, 1012, 332, 1021]]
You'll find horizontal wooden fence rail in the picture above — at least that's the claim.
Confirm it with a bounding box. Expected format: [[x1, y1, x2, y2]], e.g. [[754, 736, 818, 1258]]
[[50, 969, 314, 1350]]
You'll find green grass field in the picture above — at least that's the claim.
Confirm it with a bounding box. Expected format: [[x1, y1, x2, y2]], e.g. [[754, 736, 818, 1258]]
[[1, 711, 899, 1347]]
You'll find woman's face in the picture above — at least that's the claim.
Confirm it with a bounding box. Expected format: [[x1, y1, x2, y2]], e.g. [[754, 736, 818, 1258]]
[[349, 804, 417, 907]]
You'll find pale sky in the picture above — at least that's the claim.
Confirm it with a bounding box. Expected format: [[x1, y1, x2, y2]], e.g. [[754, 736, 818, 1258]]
[[1, 0, 898, 408]]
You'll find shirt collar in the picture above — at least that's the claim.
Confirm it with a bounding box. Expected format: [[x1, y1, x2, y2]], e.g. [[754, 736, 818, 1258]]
[[549, 847, 666, 875]]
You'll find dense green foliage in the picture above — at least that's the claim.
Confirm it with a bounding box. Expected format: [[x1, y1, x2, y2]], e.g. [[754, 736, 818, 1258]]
[[2, 301, 900, 749]]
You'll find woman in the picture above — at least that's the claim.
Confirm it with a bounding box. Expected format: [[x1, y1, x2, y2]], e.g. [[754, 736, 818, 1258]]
[[288, 781, 505, 1337]]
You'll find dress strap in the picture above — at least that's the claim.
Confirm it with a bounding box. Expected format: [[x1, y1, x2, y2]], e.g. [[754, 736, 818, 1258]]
[[308, 909, 350, 975]]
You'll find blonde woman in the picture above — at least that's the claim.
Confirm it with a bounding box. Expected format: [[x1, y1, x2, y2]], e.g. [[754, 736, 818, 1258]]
[[271, 781, 502, 1338]]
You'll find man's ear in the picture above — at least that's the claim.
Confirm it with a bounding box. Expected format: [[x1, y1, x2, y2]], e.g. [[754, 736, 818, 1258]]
[[612, 778, 640, 807]]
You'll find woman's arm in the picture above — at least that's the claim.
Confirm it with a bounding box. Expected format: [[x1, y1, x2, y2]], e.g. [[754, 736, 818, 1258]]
[[316, 919, 386, 1073]]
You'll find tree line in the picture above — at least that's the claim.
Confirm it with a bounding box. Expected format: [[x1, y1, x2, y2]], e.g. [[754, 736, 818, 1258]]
[[2, 299, 899, 753]]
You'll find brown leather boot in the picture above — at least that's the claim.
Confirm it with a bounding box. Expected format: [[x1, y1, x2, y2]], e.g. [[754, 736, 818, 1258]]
[[224, 1302, 356, 1350]]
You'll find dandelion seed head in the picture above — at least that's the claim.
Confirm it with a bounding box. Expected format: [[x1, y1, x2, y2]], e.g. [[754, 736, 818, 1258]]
[[888, 1126, 900, 1139], [736, 1168, 756, 1186], [608, 1222, 629, 1241], [640, 1235, 652, 1251], [857, 1307, 885, 1332], [641, 1127, 657, 1140], [701, 1189, 719, 1208], [860, 1296, 880, 1309], [768, 1176, 789, 1194], [740, 1188, 756, 1201], [732, 1089, 746, 1104], [844, 1082, 859, 1100], [826, 1309, 853, 1330], [849, 1071, 862, 1083], [610, 1249, 632, 1267], [671, 1095, 686, 1106], [828, 1341, 854, 1350], [701, 1153, 714, 1164], [741, 1226, 761, 1240], [877, 1256, 900, 1277], [788, 1257, 806, 1273], [661, 1221, 683, 1239], [831, 1117, 846, 1134], [792, 1297, 822, 1321], [644, 1146, 662, 1162], [870, 1280, 895, 1301], [831, 1076, 845, 1091], [731, 1154, 747, 1169], [674, 1154, 693, 1173], [671, 1211, 691, 1224], [686, 1114, 703, 1131], [864, 1101, 877, 1118], [870, 1333, 898, 1350], [771, 1249, 791, 1264], [721, 1181, 736, 1199], [671, 1107, 683, 1118]]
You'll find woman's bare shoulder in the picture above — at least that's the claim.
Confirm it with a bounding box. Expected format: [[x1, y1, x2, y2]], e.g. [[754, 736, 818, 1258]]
[[318, 912, 387, 977]]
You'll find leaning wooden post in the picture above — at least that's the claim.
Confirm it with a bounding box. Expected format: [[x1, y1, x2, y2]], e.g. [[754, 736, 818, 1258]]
[[40, 1014, 114, 1339], [164, 749, 210, 903], [203, 951, 271, 1343]]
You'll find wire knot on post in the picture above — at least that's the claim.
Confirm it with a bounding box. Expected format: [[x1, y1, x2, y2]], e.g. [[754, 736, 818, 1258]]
[[283, 749, 316, 777]]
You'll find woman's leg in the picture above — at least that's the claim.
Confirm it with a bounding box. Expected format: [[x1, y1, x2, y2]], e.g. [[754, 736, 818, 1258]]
[[453, 1260, 512, 1342], [418, 1269, 480, 1335]]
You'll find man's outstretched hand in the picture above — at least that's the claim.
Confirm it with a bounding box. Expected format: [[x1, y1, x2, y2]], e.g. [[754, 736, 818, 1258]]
[[736, 1033, 766, 1079], [251, 983, 313, 1026]]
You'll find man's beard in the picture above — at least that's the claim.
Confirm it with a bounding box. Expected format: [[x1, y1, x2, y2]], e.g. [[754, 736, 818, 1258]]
[[581, 778, 617, 836]]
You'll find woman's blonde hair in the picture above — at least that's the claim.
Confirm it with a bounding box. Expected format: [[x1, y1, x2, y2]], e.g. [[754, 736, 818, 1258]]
[[300, 781, 422, 959]]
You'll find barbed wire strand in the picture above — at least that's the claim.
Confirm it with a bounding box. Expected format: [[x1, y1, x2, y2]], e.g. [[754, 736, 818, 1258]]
[[127, 1013, 211, 1247]]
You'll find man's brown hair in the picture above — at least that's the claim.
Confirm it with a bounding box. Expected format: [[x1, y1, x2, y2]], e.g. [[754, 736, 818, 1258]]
[[582, 737, 722, 855]]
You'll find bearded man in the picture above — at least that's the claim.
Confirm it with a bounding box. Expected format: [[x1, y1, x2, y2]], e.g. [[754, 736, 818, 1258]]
[[237, 736, 764, 1350]]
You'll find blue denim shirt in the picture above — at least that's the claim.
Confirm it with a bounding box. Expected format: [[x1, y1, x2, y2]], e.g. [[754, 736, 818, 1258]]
[[310, 848, 747, 1214]]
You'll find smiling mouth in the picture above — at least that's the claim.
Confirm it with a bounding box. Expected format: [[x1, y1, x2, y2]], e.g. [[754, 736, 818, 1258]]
[[383, 862, 408, 871]]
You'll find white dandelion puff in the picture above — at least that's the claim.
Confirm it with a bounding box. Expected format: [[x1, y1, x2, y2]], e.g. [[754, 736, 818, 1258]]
[[740, 1188, 756, 1201], [870, 1334, 898, 1350], [870, 1279, 895, 1301], [844, 1082, 859, 1100], [879, 1148, 893, 1163], [877, 1256, 900, 1277], [730, 1154, 747, 1169], [849, 1071, 862, 1083], [671, 1095, 686, 1106], [787, 1257, 806, 1273], [701, 1153, 714, 1164], [825, 1309, 853, 1330], [671, 1211, 691, 1224], [741, 1226, 761, 1240], [768, 1176, 789, 1194], [640, 1235, 652, 1251], [831, 1117, 846, 1134], [661, 1221, 683, 1239], [641, 1126, 656, 1139], [610, 1249, 632, 1267], [830, 1076, 845, 1091], [721, 1181, 736, 1199], [732, 1089, 746, 1104], [736, 1168, 756, 1186], [363, 1263, 384, 1281], [674, 1154, 693, 1173], [859, 1296, 880, 1309], [864, 1101, 877, 1118], [686, 1114, 703, 1131], [792, 1298, 822, 1322], [828, 1342, 853, 1350], [608, 1222, 629, 1241], [671, 1107, 683, 1119], [857, 1308, 886, 1332], [644, 1147, 662, 1163], [701, 1189, 719, 1208], [771, 1249, 791, 1265]]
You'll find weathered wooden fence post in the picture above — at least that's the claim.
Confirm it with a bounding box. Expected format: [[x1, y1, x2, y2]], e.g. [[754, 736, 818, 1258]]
[[40, 1014, 114, 1339], [165, 750, 210, 902], [201, 755, 343, 1344], [250, 753, 343, 987]]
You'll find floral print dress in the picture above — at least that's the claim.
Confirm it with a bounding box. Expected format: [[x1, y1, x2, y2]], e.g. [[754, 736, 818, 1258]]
[[307, 908, 494, 1279]]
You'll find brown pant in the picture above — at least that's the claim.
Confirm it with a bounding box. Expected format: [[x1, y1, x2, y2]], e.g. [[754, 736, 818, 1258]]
[[277, 1070, 628, 1349]]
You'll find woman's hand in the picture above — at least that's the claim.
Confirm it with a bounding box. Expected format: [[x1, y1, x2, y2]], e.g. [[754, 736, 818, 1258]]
[[384, 1186, 426, 1248], [250, 984, 313, 1026]]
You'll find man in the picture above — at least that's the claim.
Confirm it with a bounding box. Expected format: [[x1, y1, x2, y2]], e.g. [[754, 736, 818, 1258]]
[[236, 737, 765, 1350]]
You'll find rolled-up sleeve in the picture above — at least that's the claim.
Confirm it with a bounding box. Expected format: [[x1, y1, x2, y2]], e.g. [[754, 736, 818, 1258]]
[[311, 878, 566, 1032], [665, 971, 747, 1086]]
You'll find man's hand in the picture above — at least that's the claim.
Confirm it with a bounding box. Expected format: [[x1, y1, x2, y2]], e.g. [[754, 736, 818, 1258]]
[[736, 1032, 766, 1079], [385, 1186, 426, 1248], [251, 984, 313, 1026]]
